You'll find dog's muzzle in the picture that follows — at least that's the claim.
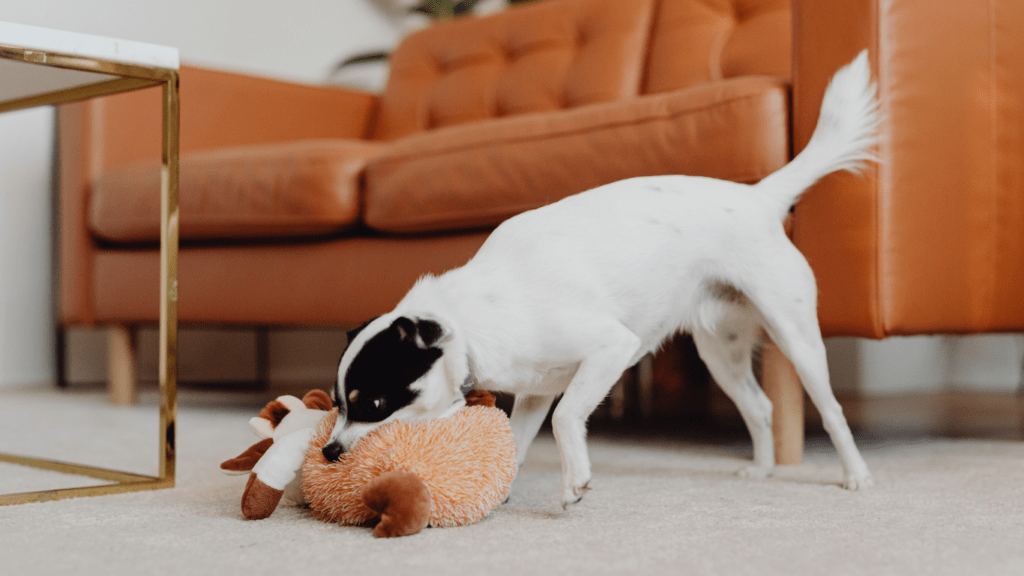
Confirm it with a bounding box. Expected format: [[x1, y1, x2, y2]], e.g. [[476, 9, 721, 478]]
[[322, 441, 345, 462]]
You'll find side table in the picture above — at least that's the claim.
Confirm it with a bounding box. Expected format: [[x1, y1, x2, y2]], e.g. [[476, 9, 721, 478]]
[[0, 21, 179, 505]]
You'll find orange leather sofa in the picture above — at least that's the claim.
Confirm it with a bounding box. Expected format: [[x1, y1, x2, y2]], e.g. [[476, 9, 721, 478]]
[[59, 0, 1024, 460], [61, 0, 791, 396]]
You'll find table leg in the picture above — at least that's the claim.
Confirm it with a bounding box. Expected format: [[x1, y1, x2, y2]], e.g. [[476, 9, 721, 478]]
[[158, 73, 180, 483]]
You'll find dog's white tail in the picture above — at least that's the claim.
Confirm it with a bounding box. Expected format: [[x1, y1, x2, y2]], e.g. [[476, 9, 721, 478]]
[[756, 50, 880, 220]]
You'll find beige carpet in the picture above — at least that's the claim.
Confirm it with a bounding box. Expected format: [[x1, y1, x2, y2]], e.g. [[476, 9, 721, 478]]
[[1, 383, 1023, 576]]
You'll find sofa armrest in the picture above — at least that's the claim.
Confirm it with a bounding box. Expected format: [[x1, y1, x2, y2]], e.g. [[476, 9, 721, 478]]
[[58, 66, 379, 324], [790, 0, 1024, 338]]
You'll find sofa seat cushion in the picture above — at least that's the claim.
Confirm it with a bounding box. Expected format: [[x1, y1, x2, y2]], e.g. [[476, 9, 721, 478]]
[[363, 76, 789, 234], [89, 139, 384, 243]]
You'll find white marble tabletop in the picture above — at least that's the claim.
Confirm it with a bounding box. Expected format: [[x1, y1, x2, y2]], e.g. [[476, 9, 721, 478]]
[[0, 21, 179, 106]]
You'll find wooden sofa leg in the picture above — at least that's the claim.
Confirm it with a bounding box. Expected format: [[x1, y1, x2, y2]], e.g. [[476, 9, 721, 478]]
[[762, 340, 804, 465], [108, 325, 138, 405]]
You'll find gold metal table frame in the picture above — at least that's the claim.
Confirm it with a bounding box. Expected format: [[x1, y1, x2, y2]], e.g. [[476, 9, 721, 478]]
[[0, 39, 178, 505]]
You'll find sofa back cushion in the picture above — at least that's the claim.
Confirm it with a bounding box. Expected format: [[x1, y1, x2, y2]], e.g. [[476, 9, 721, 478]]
[[373, 0, 656, 141], [364, 76, 789, 234], [644, 0, 791, 94]]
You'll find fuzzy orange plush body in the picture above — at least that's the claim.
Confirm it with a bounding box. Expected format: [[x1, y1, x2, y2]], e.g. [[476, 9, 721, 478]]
[[303, 401, 517, 532]]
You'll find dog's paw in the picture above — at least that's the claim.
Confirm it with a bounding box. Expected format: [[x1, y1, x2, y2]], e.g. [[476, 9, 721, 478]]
[[737, 464, 772, 480], [842, 472, 875, 490], [561, 480, 591, 510]]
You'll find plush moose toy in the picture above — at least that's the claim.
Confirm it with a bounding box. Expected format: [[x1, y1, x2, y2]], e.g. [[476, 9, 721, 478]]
[[221, 389, 517, 538], [220, 389, 333, 516]]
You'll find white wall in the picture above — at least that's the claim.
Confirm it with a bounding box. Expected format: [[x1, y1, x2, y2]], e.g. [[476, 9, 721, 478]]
[[826, 335, 1023, 396], [0, 107, 55, 386]]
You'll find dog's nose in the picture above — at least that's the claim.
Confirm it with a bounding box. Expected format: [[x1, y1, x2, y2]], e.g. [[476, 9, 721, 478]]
[[322, 441, 345, 462]]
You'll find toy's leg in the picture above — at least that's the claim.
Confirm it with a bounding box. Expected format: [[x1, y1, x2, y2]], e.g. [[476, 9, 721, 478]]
[[363, 471, 432, 538], [242, 428, 315, 519], [509, 394, 556, 468], [242, 473, 284, 520]]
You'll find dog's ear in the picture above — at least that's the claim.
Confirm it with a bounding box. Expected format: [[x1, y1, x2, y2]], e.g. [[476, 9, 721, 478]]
[[391, 316, 447, 349]]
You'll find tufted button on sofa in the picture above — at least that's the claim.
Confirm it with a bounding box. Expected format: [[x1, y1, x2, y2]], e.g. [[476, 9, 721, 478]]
[[59, 0, 1024, 462]]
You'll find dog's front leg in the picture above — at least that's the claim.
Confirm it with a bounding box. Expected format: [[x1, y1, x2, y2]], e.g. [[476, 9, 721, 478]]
[[551, 327, 640, 509], [509, 394, 557, 468]]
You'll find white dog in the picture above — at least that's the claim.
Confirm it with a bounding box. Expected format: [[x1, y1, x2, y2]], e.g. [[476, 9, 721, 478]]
[[324, 51, 879, 507]]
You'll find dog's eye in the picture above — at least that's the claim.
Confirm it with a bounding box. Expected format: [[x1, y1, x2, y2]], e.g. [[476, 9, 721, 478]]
[[348, 389, 359, 403], [372, 398, 385, 411]]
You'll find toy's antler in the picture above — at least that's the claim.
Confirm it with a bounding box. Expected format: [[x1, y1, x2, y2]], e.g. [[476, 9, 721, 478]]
[[220, 438, 274, 474]]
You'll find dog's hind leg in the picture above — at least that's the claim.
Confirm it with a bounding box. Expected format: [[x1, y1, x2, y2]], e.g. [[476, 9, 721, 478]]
[[691, 302, 775, 478], [749, 249, 873, 490], [551, 324, 641, 508], [509, 393, 556, 468]]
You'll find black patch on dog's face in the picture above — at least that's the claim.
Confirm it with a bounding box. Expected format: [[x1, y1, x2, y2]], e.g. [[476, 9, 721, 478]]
[[342, 316, 445, 423], [333, 317, 380, 420]]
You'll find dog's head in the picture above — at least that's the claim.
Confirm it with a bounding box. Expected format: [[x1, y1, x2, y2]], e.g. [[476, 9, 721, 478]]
[[321, 313, 469, 461]]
